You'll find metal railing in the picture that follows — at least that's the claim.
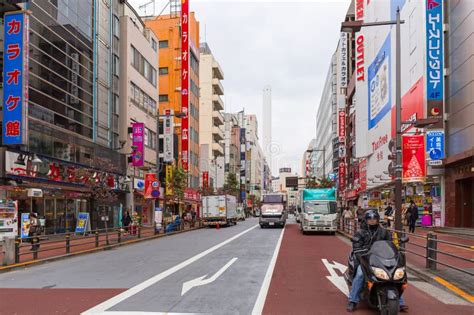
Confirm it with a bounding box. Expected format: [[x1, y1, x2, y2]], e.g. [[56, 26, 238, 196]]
[[2, 219, 203, 266], [339, 218, 474, 277]]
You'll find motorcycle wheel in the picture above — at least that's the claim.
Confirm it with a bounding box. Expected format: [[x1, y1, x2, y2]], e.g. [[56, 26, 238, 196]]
[[382, 299, 399, 315]]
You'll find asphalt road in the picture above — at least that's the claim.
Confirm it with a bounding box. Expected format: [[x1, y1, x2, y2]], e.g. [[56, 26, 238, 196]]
[[0, 216, 472, 315]]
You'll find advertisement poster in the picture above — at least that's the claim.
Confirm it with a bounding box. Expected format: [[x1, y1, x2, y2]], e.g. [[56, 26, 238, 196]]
[[2, 12, 29, 145], [181, 0, 190, 171], [402, 135, 426, 182], [0, 200, 18, 241], [21, 213, 30, 239], [368, 35, 391, 130], [154, 208, 163, 231], [432, 196, 442, 227], [75, 212, 89, 234], [426, 130, 444, 165], [145, 173, 160, 199], [132, 122, 144, 167]]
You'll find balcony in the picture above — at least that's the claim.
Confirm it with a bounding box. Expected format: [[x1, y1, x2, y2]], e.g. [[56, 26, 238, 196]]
[[212, 142, 224, 157], [212, 61, 224, 80], [212, 125, 224, 141], [212, 110, 224, 126], [212, 94, 224, 111], [212, 78, 224, 95]]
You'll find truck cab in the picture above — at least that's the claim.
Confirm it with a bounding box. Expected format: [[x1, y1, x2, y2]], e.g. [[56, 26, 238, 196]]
[[299, 188, 337, 234], [259, 193, 286, 228]]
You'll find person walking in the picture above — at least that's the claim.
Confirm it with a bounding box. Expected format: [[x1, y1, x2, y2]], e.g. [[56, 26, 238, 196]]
[[29, 211, 41, 251], [406, 201, 419, 233], [121, 211, 132, 233], [384, 202, 394, 228]]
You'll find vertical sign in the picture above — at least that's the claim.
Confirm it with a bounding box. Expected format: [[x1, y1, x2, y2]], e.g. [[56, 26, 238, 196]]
[[163, 109, 174, 163], [3, 12, 29, 145], [165, 164, 173, 195], [338, 110, 346, 143], [359, 158, 367, 192], [181, 0, 190, 171], [338, 32, 348, 89], [338, 161, 346, 194], [202, 171, 209, 188], [402, 135, 426, 182], [145, 173, 160, 198], [132, 122, 145, 167], [425, 0, 443, 127], [426, 130, 444, 165]]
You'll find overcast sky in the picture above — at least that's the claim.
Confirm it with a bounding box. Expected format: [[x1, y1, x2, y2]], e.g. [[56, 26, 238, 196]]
[[130, 0, 351, 176]]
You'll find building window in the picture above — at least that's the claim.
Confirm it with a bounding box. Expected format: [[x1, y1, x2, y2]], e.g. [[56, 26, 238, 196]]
[[151, 38, 157, 51], [159, 40, 168, 48], [159, 67, 169, 75], [159, 94, 169, 102], [113, 54, 119, 76], [113, 15, 120, 38], [130, 45, 157, 86], [130, 82, 157, 115]]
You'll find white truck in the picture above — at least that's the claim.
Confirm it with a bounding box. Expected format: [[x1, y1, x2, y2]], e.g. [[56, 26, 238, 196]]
[[201, 195, 238, 226]]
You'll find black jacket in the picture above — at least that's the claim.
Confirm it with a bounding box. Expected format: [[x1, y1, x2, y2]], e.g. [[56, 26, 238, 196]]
[[407, 205, 419, 222], [353, 222, 392, 252]]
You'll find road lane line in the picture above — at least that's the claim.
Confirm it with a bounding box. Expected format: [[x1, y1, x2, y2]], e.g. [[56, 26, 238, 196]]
[[251, 227, 285, 315], [82, 224, 259, 314]]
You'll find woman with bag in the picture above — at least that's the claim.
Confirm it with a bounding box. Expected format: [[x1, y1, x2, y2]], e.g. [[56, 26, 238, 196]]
[[29, 211, 40, 251]]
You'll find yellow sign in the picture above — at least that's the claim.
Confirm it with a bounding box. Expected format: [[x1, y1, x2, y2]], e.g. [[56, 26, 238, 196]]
[[165, 165, 173, 195]]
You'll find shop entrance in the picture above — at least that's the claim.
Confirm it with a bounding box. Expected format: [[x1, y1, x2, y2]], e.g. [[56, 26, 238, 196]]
[[456, 177, 474, 228]]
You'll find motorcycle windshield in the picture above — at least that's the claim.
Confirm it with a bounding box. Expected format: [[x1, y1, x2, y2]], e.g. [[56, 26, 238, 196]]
[[369, 241, 397, 259]]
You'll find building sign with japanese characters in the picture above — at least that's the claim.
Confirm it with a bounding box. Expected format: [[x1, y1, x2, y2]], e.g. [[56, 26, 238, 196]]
[[2, 12, 29, 145], [163, 110, 174, 163], [338, 32, 348, 89], [181, 0, 190, 171], [426, 130, 444, 165], [425, 0, 444, 127], [132, 122, 145, 167], [338, 110, 346, 143]]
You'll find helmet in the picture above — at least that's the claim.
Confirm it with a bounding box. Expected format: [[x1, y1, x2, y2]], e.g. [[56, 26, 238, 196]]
[[364, 209, 380, 223]]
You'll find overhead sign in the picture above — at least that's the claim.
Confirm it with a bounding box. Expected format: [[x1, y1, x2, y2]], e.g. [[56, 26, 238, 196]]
[[426, 130, 444, 164], [402, 135, 426, 182], [132, 122, 144, 167], [181, 0, 190, 171], [425, 0, 444, 127], [368, 35, 391, 130], [163, 110, 174, 163], [2, 12, 29, 145]]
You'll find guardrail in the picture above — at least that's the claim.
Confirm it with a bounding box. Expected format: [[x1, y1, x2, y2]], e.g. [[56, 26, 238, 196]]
[[2, 218, 203, 266], [339, 218, 474, 277]]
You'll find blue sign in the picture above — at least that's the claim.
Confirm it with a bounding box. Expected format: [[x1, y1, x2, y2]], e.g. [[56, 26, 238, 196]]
[[426, 131, 444, 161], [368, 35, 391, 130], [20, 213, 30, 239], [426, 0, 443, 101], [2, 12, 28, 145], [75, 212, 89, 234]]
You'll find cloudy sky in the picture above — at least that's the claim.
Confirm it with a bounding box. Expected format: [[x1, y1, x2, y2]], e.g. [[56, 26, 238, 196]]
[[130, 0, 351, 175]]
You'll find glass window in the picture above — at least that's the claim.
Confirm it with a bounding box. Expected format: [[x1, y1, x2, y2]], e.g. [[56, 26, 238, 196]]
[[159, 40, 168, 48], [159, 67, 168, 75], [159, 94, 169, 102], [151, 38, 157, 51], [113, 54, 119, 76], [113, 15, 120, 38]]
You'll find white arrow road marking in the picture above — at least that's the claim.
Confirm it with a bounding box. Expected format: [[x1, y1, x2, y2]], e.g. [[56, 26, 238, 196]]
[[322, 259, 349, 297], [181, 257, 238, 296]]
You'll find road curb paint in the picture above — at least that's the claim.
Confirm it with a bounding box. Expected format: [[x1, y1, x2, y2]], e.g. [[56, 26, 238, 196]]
[[434, 276, 474, 304], [251, 227, 285, 315]]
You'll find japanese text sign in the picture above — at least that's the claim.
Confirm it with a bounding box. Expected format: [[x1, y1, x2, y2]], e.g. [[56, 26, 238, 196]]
[[181, 0, 190, 171], [132, 122, 144, 167], [426, 130, 444, 164]]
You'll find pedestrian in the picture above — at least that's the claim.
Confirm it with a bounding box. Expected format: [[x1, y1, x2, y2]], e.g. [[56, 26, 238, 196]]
[[121, 211, 132, 233], [384, 202, 394, 228], [356, 206, 364, 222], [406, 200, 419, 233], [29, 211, 41, 251]]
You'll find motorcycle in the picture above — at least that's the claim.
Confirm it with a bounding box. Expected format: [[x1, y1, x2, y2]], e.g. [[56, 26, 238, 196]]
[[344, 237, 409, 315]]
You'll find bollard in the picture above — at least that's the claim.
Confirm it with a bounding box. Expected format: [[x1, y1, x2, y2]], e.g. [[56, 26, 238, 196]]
[[32, 238, 38, 260], [426, 233, 437, 270], [95, 230, 99, 247], [138, 226, 141, 239], [15, 236, 20, 264], [65, 233, 70, 254], [117, 229, 121, 244], [154, 221, 157, 235]]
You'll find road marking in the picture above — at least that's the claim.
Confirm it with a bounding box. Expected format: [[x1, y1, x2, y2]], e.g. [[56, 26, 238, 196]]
[[91, 312, 208, 315], [181, 257, 238, 296], [82, 224, 259, 314], [321, 259, 349, 297], [251, 227, 285, 315], [410, 280, 472, 306], [434, 276, 474, 303]]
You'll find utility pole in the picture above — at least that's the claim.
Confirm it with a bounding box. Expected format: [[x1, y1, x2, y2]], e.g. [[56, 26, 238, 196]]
[[394, 8, 403, 231]]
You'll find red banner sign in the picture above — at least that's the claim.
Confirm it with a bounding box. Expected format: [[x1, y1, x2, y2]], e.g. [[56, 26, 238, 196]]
[[202, 171, 209, 188], [181, 0, 190, 171], [184, 188, 200, 202], [359, 158, 367, 192], [338, 110, 346, 143], [145, 173, 160, 199], [338, 161, 346, 193], [402, 135, 426, 182]]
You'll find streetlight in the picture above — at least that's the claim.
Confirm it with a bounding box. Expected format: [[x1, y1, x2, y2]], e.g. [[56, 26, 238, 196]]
[[306, 147, 326, 179], [341, 8, 405, 231]]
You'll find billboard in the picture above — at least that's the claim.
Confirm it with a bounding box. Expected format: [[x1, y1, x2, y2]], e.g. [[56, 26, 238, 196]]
[[402, 135, 426, 182], [2, 12, 29, 145], [131, 122, 144, 167], [181, 0, 190, 171], [426, 130, 444, 165]]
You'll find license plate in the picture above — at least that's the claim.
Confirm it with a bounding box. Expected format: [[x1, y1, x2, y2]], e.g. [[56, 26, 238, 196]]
[[269, 222, 275, 226], [313, 216, 320, 220]]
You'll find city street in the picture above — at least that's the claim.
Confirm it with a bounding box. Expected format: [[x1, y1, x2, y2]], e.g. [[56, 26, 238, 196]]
[[0, 217, 472, 314]]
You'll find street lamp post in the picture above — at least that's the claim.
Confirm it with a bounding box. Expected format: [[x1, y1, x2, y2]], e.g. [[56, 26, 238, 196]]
[[342, 8, 404, 231]]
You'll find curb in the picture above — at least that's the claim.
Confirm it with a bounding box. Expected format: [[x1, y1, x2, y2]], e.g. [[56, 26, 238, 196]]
[[0, 226, 204, 273]]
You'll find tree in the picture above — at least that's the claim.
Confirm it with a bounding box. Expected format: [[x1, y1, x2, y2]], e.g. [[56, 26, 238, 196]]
[[167, 164, 187, 203], [222, 173, 239, 196], [305, 177, 334, 189], [198, 185, 215, 196]]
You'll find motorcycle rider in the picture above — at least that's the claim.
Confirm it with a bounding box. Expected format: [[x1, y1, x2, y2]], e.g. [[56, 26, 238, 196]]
[[347, 209, 408, 313]]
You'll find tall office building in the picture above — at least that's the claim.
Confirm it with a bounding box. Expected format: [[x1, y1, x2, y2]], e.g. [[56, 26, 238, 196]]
[[262, 85, 272, 175]]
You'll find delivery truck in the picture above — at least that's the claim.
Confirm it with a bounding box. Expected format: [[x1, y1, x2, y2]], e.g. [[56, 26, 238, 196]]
[[298, 188, 337, 234], [201, 195, 238, 226], [259, 193, 287, 228]]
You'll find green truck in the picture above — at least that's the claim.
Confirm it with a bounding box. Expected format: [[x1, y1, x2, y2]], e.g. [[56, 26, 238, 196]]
[[298, 188, 337, 234]]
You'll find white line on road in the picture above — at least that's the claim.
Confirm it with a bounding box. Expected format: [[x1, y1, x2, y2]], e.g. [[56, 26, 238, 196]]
[[251, 227, 285, 315], [321, 259, 349, 297], [91, 312, 209, 315], [181, 257, 238, 295], [82, 224, 259, 315]]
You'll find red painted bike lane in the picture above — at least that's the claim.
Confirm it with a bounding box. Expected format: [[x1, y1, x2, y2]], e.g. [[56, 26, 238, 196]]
[[263, 224, 474, 315]]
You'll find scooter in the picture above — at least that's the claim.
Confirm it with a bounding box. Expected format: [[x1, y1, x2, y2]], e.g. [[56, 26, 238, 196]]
[[344, 237, 409, 315]]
